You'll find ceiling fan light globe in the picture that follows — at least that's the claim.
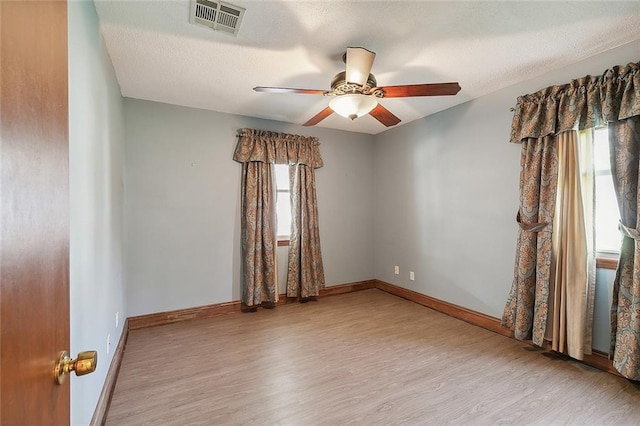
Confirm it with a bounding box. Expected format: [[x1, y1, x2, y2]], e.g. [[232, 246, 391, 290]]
[[329, 94, 378, 120]]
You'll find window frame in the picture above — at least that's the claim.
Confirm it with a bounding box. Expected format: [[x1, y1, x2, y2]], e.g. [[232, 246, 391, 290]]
[[595, 253, 618, 270]]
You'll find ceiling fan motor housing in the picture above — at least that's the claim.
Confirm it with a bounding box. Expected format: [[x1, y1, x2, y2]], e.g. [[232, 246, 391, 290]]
[[330, 71, 382, 97]]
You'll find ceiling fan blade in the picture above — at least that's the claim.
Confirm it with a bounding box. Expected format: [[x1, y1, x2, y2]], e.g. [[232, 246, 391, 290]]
[[253, 87, 327, 95], [345, 47, 376, 87], [303, 106, 334, 127], [379, 82, 461, 98], [369, 104, 401, 127]]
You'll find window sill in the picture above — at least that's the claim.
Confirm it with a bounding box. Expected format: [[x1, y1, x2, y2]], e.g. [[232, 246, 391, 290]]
[[277, 239, 290, 247], [596, 253, 618, 270]]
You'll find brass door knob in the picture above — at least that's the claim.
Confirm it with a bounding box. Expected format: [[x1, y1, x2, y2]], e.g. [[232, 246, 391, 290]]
[[54, 350, 98, 385]]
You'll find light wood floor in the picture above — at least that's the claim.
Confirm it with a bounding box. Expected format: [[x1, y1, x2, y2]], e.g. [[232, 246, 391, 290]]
[[106, 289, 640, 425]]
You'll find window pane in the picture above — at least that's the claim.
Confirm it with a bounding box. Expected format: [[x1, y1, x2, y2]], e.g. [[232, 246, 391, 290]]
[[274, 164, 289, 190], [593, 127, 610, 173], [274, 164, 291, 237], [595, 173, 621, 252], [588, 126, 621, 253], [276, 191, 291, 237]]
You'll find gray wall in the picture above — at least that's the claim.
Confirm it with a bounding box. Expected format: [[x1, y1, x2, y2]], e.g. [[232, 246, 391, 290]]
[[373, 95, 520, 316], [593, 268, 615, 352], [123, 99, 374, 316], [373, 41, 639, 351], [68, 0, 126, 424]]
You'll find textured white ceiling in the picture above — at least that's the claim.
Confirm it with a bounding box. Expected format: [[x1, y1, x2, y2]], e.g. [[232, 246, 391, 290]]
[[94, 0, 640, 134]]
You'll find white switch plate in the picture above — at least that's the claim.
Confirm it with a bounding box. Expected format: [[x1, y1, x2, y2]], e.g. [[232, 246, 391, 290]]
[[410, 271, 415, 281], [115, 311, 119, 329], [394, 265, 400, 275]]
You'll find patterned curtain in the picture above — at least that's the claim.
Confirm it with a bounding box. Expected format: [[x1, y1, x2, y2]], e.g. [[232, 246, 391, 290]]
[[233, 128, 323, 168], [505, 61, 640, 378], [233, 128, 324, 308], [239, 161, 277, 308], [502, 136, 558, 345], [287, 163, 325, 299], [608, 116, 640, 380], [510, 62, 639, 143]]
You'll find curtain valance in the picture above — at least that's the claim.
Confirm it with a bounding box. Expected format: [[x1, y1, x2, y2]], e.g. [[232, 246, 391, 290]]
[[233, 128, 324, 168], [510, 61, 640, 143]]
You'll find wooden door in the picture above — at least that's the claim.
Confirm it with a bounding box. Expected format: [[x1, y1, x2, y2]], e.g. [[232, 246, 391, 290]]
[[1, 0, 70, 424]]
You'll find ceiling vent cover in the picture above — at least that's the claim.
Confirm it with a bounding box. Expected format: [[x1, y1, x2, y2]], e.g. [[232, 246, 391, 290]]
[[190, 0, 245, 37]]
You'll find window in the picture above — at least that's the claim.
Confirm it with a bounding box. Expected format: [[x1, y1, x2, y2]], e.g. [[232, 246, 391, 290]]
[[592, 127, 621, 254], [274, 164, 291, 239]]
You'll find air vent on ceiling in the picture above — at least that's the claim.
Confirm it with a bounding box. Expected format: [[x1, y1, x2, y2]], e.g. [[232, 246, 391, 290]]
[[189, 0, 245, 37]]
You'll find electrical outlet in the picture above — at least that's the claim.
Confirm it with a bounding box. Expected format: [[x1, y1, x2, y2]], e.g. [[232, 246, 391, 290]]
[[107, 333, 111, 355], [394, 265, 400, 275], [410, 271, 415, 281], [115, 311, 119, 329]]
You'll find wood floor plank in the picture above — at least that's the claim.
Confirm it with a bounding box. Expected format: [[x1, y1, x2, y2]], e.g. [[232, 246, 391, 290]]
[[106, 290, 640, 425]]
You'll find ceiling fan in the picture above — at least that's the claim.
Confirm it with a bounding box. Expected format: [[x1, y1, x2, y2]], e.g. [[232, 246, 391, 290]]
[[253, 47, 461, 128]]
